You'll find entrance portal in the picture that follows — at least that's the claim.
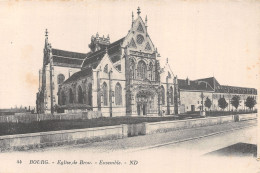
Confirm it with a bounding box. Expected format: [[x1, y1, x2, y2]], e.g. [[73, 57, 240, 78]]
[[136, 90, 157, 116]]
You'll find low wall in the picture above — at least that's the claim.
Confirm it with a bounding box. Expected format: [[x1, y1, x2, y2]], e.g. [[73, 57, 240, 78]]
[[0, 114, 257, 151], [0, 124, 127, 151], [141, 115, 234, 135]]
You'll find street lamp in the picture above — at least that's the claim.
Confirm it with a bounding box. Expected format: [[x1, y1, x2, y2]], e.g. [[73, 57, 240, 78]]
[[200, 92, 206, 117]]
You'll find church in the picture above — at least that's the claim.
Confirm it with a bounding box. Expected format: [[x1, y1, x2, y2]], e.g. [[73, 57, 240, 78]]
[[36, 8, 178, 117], [36, 7, 257, 117]]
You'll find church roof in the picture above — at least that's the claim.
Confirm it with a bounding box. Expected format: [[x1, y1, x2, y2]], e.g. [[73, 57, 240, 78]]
[[178, 77, 257, 95], [63, 68, 92, 84], [52, 48, 89, 68], [81, 37, 125, 69], [194, 77, 220, 89], [178, 79, 214, 92]]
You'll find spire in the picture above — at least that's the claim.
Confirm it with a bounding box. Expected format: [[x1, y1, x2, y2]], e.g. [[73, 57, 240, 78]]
[[166, 58, 168, 64], [45, 29, 48, 38], [44, 29, 49, 48], [132, 11, 134, 27], [145, 15, 148, 34], [137, 7, 141, 16]]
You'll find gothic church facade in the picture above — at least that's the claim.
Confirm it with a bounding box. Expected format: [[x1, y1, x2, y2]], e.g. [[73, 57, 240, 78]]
[[36, 8, 179, 117]]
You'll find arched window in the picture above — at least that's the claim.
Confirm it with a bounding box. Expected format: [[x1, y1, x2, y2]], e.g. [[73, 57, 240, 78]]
[[149, 62, 153, 81], [61, 91, 66, 105], [102, 82, 108, 106], [170, 86, 174, 105], [137, 60, 147, 79], [78, 86, 83, 104], [161, 86, 165, 105], [88, 83, 92, 106], [115, 83, 122, 105], [57, 74, 65, 85], [69, 88, 73, 104], [129, 59, 136, 79]]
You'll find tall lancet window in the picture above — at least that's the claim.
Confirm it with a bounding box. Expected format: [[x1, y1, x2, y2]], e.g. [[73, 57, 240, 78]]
[[69, 88, 73, 104], [78, 86, 83, 104], [88, 83, 92, 106], [102, 82, 108, 106], [115, 83, 122, 105], [170, 86, 174, 105], [137, 60, 146, 79], [160, 86, 165, 105]]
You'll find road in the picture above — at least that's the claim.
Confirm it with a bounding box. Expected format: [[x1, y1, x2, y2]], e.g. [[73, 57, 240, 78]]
[[0, 120, 258, 173]]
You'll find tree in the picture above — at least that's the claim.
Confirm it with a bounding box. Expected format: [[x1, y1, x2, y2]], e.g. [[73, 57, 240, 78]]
[[245, 96, 256, 110], [204, 97, 212, 111], [231, 95, 240, 111], [218, 97, 228, 111]]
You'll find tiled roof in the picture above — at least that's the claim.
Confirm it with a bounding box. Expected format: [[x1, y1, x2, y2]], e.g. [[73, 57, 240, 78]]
[[179, 77, 257, 95], [63, 68, 92, 84], [215, 85, 257, 95], [51, 48, 89, 68], [194, 77, 220, 89], [52, 49, 88, 59], [178, 79, 214, 92], [52, 56, 83, 66], [82, 37, 125, 69]]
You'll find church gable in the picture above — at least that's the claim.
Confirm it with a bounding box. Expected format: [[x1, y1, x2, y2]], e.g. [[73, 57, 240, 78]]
[[122, 13, 155, 54]]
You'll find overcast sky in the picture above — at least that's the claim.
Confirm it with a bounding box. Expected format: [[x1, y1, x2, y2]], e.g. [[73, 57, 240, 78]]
[[0, 0, 259, 108]]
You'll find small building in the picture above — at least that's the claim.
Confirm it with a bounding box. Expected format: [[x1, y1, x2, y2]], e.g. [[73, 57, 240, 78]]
[[178, 77, 257, 113]]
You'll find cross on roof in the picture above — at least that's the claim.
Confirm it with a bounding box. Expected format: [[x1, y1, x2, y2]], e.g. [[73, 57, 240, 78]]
[[45, 29, 48, 37], [137, 7, 141, 15]]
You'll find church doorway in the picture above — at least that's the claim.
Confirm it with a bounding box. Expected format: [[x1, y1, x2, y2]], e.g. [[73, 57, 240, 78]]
[[137, 103, 147, 116], [136, 90, 156, 116]]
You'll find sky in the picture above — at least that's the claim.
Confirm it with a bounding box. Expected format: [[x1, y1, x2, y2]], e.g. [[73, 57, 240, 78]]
[[0, 0, 259, 109]]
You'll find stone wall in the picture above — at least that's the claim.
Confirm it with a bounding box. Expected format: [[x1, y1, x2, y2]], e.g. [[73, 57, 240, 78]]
[[0, 114, 256, 151], [0, 124, 127, 151]]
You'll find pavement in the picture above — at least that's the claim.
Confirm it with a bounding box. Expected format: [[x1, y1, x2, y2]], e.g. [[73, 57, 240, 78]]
[[0, 119, 258, 173]]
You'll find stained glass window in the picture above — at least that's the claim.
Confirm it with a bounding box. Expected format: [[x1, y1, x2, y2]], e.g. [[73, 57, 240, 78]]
[[136, 34, 144, 44], [161, 86, 165, 105], [115, 83, 122, 105], [88, 83, 92, 106], [137, 60, 146, 79], [102, 82, 108, 106], [78, 86, 83, 104], [137, 23, 144, 32], [130, 38, 137, 48], [69, 88, 73, 104], [145, 42, 151, 51]]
